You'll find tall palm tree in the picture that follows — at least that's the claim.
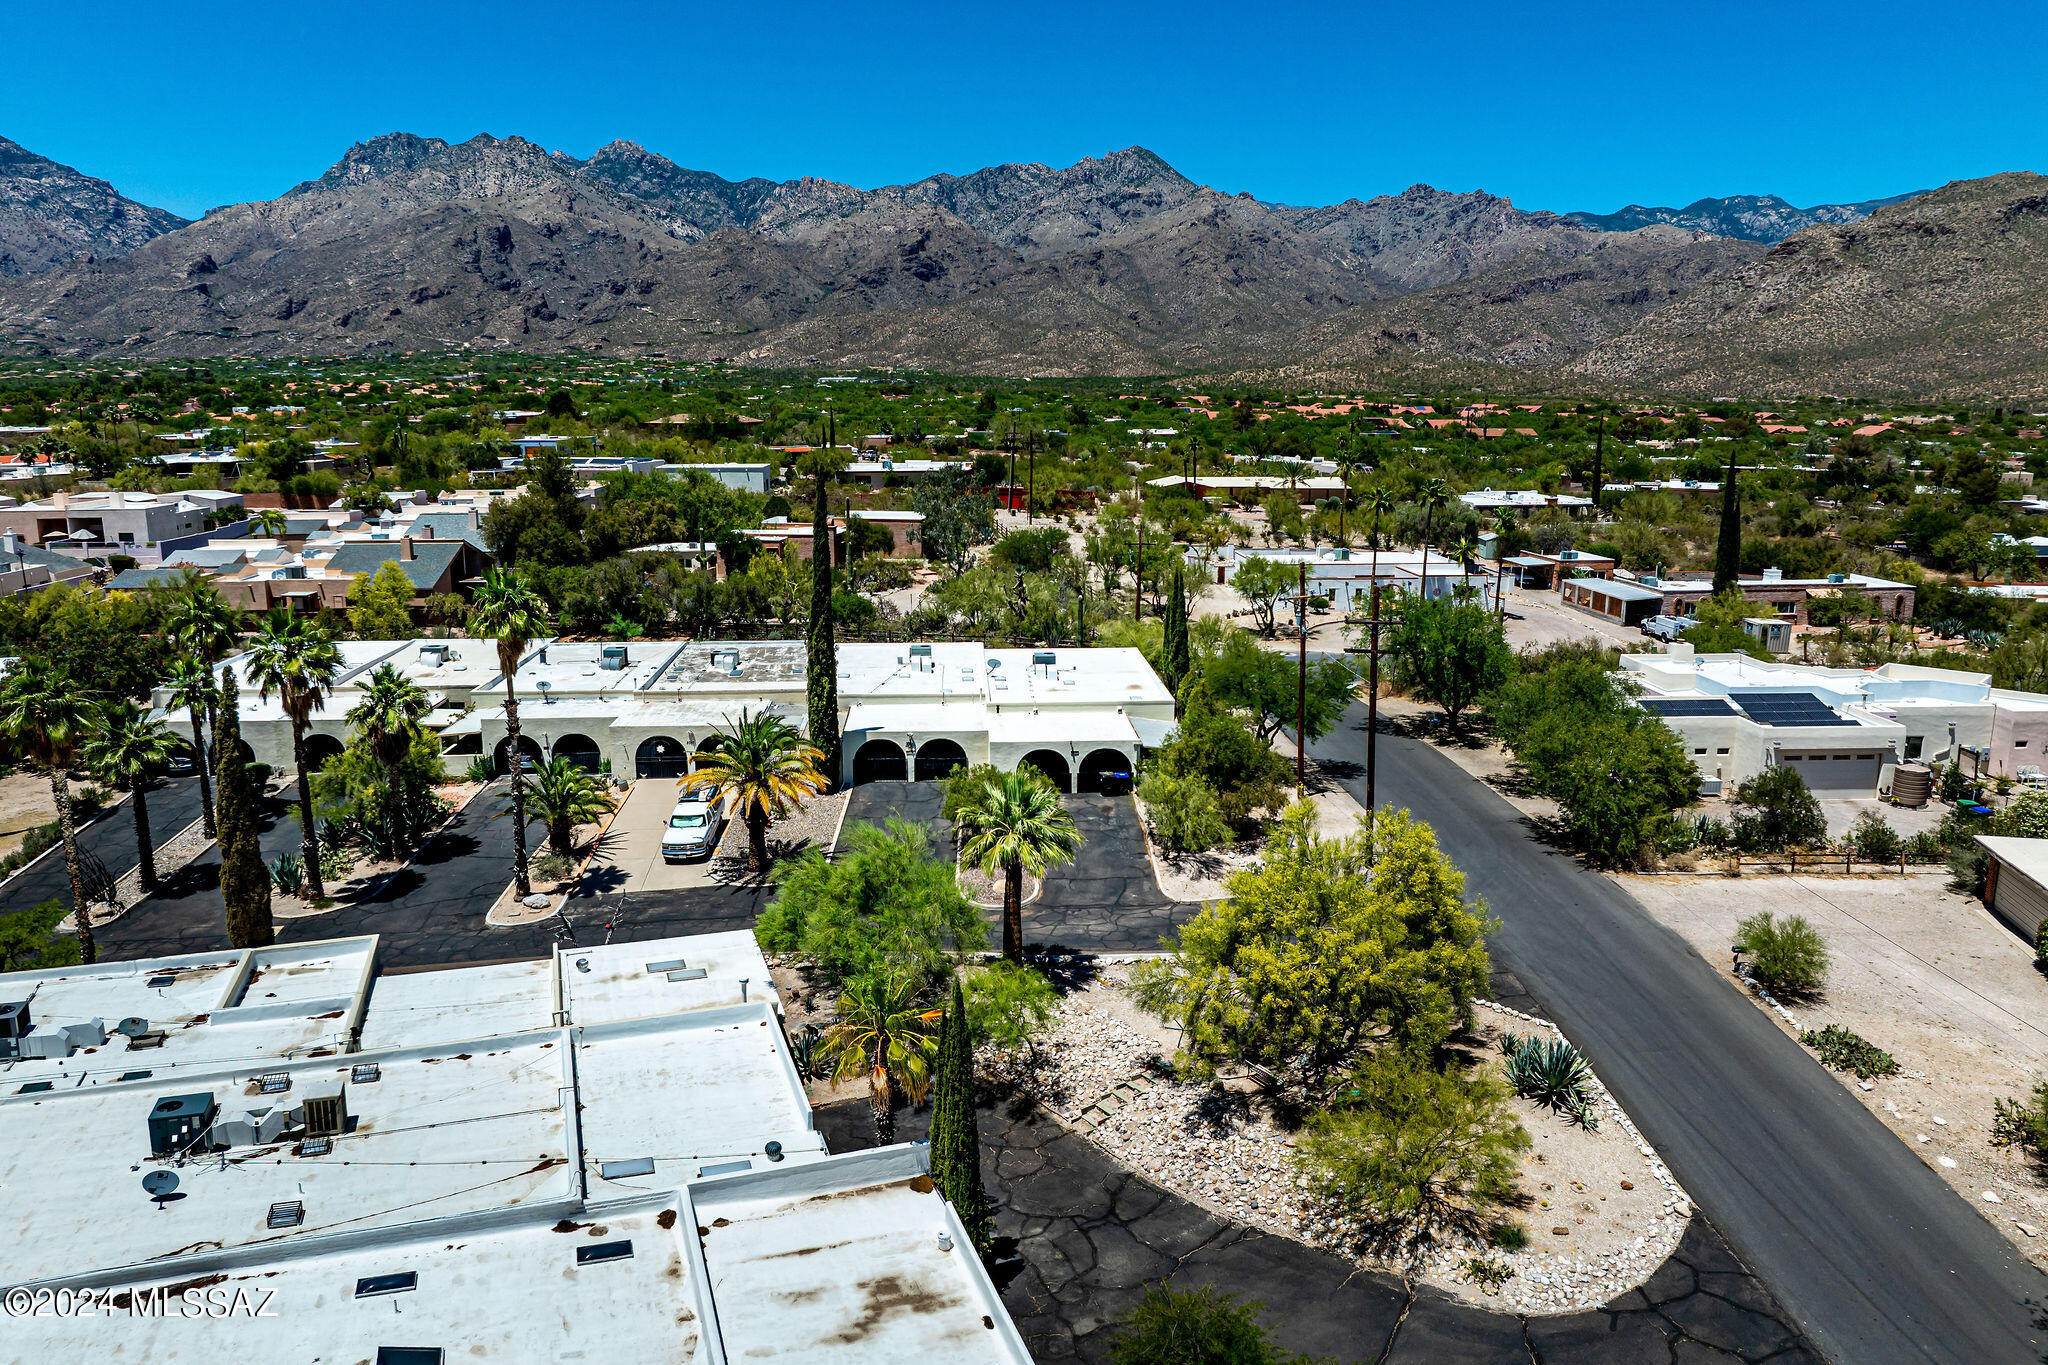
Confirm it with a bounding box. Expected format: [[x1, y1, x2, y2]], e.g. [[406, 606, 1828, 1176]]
[[250, 508, 290, 537], [165, 575, 240, 830], [345, 663, 432, 856], [82, 704, 179, 894], [824, 970, 942, 1144], [469, 567, 549, 896], [164, 657, 219, 839], [1416, 477, 1451, 603], [0, 660, 105, 962], [953, 769, 1083, 962], [681, 708, 828, 874], [246, 609, 342, 900], [525, 757, 617, 857]]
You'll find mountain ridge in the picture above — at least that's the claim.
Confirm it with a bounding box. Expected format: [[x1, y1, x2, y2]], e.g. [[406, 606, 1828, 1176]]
[[0, 135, 189, 276]]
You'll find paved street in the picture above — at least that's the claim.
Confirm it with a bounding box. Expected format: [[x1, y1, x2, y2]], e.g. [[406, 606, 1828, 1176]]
[[0, 774, 205, 915], [1312, 699, 2048, 1365], [841, 781, 1199, 953]]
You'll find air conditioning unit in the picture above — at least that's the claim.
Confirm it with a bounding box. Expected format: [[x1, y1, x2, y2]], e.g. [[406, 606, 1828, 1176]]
[[149, 1093, 219, 1158], [301, 1081, 348, 1138], [598, 645, 628, 671]]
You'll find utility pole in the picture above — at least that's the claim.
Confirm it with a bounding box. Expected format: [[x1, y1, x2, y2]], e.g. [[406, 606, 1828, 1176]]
[[1296, 561, 1309, 793], [1134, 517, 1144, 620], [1494, 556, 1507, 624], [1027, 439, 1035, 525]]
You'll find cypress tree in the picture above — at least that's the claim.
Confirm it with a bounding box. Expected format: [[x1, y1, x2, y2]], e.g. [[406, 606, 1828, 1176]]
[[1164, 565, 1192, 707], [806, 420, 841, 781], [929, 977, 991, 1256], [1713, 452, 1741, 595], [214, 669, 274, 948]]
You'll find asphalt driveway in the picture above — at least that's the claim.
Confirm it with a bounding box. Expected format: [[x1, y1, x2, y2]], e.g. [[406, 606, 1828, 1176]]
[[1311, 697, 2048, 1365], [1, 774, 205, 916]]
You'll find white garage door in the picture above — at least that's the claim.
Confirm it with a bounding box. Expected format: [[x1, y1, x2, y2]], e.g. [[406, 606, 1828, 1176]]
[[1778, 750, 1884, 796]]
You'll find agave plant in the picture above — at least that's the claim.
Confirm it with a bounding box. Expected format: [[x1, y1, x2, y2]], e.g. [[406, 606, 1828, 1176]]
[[1503, 1035, 1594, 1113], [788, 1023, 827, 1082], [267, 852, 305, 897]]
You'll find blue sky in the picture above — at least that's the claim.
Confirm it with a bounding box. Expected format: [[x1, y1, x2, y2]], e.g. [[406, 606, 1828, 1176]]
[[6, 0, 2043, 220]]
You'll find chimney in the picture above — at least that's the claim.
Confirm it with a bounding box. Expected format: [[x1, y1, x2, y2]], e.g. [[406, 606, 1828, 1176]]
[[400, 536, 414, 561]]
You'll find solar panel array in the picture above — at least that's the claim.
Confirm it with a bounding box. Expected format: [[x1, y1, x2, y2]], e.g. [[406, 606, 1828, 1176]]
[[1638, 697, 1739, 718], [1735, 693, 1856, 727]]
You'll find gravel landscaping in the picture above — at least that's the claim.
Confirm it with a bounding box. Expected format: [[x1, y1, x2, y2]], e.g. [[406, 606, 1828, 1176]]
[[985, 965, 1693, 1315], [708, 788, 845, 884]]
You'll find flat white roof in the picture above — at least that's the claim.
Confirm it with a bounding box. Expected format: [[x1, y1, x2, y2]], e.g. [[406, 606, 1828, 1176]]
[[356, 958, 555, 1050], [557, 931, 775, 1026]]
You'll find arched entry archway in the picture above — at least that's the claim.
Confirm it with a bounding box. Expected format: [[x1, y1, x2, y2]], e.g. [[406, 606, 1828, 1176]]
[[852, 738, 908, 784], [554, 733, 601, 773], [691, 735, 725, 771], [635, 736, 688, 779], [912, 738, 967, 782], [1018, 749, 1071, 793], [1077, 747, 1133, 795], [302, 733, 346, 773], [495, 734, 542, 776]]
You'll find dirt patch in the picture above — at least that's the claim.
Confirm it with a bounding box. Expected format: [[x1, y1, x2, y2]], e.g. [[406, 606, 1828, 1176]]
[[1625, 870, 2048, 1267]]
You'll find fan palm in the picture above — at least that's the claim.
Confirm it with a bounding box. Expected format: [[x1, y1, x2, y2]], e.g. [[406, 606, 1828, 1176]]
[[246, 608, 342, 899], [681, 708, 828, 874], [164, 576, 241, 830], [525, 757, 617, 857], [82, 704, 179, 894], [468, 567, 548, 897], [953, 768, 1083, 962], [164, 657, 219, 839], [823, 970, 943, 1144], [1417, 477, 1451, 601], [345, 663, 432, 856], [0, 659, 105, 961], [250, 508, 290, 537]]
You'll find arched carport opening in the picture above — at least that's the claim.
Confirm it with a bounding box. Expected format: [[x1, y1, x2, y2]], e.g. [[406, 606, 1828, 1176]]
[[1077, 747, 1133, 795], [554, 733, 601, 773], [691, 735, 725, 772], [635, 736, 688, 779], [495, 734, 543, 776], [301, 733, 346, 774], [912, 738, 967, 782], [852, 738, 908, 784], [1018, 749, 1071, 793]]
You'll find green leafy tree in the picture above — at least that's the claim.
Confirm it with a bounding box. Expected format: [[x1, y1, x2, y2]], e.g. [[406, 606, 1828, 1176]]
[[0, 898, 81, 973], [954, 768, 1084, 961], [213, 667, 273, 947], [1730, 765, 1827, 852], [468, 567, 548, 897], [0, 658, 105, 961], [961, 959, 1059, 1054], [82, 703, 179, 893], [1163, 564, 1192, 700], [682, 708, 829, 874], [1152, 685, 1290, 830], [1138, 770, 1233, 853], [246, 609, 342, 900], [1713, 456, 1741, 594], [799, 443, 845, 776], [347, 559, 417, 639], [1735, 911, 1830, 997], [1201, 629, 1355, 745], [1294, 1052, 1530, 1235], [344, 663, 433, 856], [1230, 557, 1293, 636], [1388, 596, 1512, 732], [756, 818, 984, 987], [524, 756, 617, 856], [928, 976, 992, 1256], [823, 969, 941, 1144], [1132, 805, 1491, 1105]]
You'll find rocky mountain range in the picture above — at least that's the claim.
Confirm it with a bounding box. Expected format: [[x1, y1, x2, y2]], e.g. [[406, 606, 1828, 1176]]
[[1, 132, 2040, 400], [0, 136, 187, 276], [1565, 191, 1923, 243]]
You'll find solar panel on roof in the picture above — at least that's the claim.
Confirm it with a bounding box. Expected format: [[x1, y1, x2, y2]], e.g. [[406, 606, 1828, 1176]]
[[1639, 698, 1738, 718], [1735, 693, 1856, 727]]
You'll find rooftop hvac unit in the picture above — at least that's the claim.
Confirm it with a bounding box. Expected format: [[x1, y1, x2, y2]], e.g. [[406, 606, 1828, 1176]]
[[302, 1081, 348, 1138], [0, 1000, 27, 1040], [1033, 651, 1057, 669], [599, 645, 629, 671], [419, 643, 449, 665], [149, 1092, 219, 1158], [279, 564, 307, 579]]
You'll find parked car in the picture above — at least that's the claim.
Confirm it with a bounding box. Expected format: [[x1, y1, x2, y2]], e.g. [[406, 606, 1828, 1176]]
[[661, 795, 726, 862], [1642, 615, 1690, 643]]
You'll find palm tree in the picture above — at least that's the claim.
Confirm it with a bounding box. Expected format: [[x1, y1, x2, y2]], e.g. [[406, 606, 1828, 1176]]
[[1416, 477, 1451, 603], [345, 663, 432, 856], [681, 708, 828, 874], [246, 609, 342, 900], [165, 576, 240, 830], [164, 657, 219, 838], [0, 660, 105, 962], [468, 567, 549, 897], [954, 769, 1083, 962], [525, 757, 617, 857], [823, 970, 942, 1144], [82, 704, 179, 894], [251, 508, 290, 537]]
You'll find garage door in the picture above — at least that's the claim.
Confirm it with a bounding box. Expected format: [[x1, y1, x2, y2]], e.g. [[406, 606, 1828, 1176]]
[[1778, 750, 1883, 796]]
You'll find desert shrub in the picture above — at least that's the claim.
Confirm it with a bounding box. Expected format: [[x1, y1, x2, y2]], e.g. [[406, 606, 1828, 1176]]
[[1947, 838, 1991, 896], [1735, 911, 1830, 997], [961, 960, 1058, 1054], [1501, 1034, 1593, 1114], [0, 898, 81, 972], [1138, 770, 1233, 854], [1902, 830, 1947, 864], [1691, 814, 1732, 851], [1848, 811, 1902, 864], [1800, 1024, 1898, 1079], [2036, 920, 2048, 969], [530, 849, 574, 884], [1729, 766, 1827, 853], [1991, 1081, 2048, 1160], [0, 821, 61, 878], [1107, 1285, 1321, 1365], [1488, 1221, 1530, 1251], [464, 755, 496, 784], [941, 762, 1011, 821], [2000, 790, 2048, 838], [1462, 1256, 1514, 1292], [1294, 1053, 1530, 1231], [268, 852, 305, 896]]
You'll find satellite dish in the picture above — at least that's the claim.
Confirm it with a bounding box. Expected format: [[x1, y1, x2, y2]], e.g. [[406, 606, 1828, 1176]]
[[143, 1171, 179, 1209], [117, 1017, 150, 1038]]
